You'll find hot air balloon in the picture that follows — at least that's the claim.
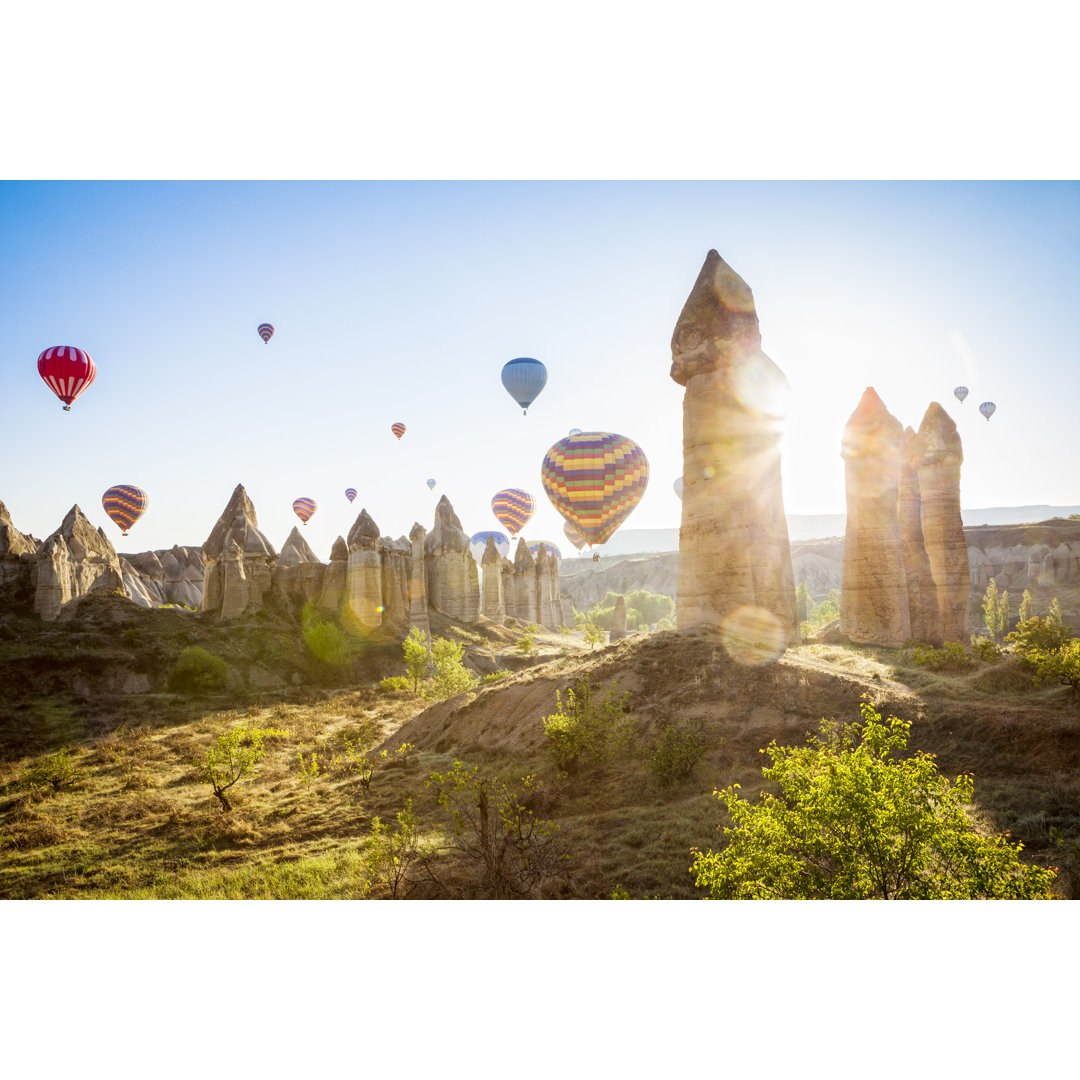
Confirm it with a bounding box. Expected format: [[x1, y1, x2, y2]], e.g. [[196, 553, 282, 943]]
[[674, 477, 684, 500], [954, 386, 969, 404], [541, 431, 649, 559], [37, 346, 97, 411], [563, 519, 587, 552], [101, 485, 148, 536], [501, 357, 547, 415], [427, 478, 436, 491], [391, 422, 406, 440], [569, 428, 583, 436], [293, 497, 316, 524], [529, 541, 562, 564], [469, 530, 510, 563], [491, 488, 535, 536], [979, 401, 996, 421], [258, 323, 274, 343], [345, 488, 357, 503]]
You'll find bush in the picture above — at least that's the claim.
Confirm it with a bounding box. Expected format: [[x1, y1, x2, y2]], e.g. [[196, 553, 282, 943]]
[[21, 747, 85, 794], [481, 669, 513, 684], [365, 799, 422, 898], [168, 646, 229, 694], [515, 635, 536, 656], [583, 622, 605, 650], [969, 636, 1002, 664], [423, 637, 479, 701], [379, 675, 411, 694], [647, 722, 709, 786], [542, 677, 633, 774], [1007, 615, 1075, 658], [903, 640, 974, 671], [195, 721, 288, 811], [690, 697, 1057, 899], [1023, 639, 1080, 698]]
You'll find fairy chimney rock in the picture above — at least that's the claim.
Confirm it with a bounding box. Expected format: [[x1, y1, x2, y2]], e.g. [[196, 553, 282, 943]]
[[316, 535, 349, 614], [0, 501, 38, 607], [425, 496, 479, 622], [609, 594, 628, 642], [277, 526, 322, 568], [201, 484, 277, 618], [346, 509, 383, 629], [839, 388, 911, 647], [347, 508, 381, 550], [900, 426, 943, 645], [511, 538, 539, 624], [480, 535, 506, 624], [670, 250, 797, 648], [408, 522, 430, 639], [916, 402, 969, 642]]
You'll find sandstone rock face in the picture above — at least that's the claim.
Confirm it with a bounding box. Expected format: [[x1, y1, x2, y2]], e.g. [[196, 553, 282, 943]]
[[32, 505, 127, 621], [899, 426, 943, 645], [424, 496, 479, 623], [535, 547, 560, 629], [272, 526, 326, 611], [346, 509, 384, 630], [202, 484, 277, 618], [966, 519, 1080, 592], [317, 536, 349, 614], [480, 536, 506, 624], [609, 594, 627, 642], [839, 388, 911, 647], [670, 250, 797, 644], [121, 545, 204, 609], [408, 522, 430, 639], [509, 539, 538, 623], [277, 527, 321, 568], [916, 402, 969, 643], [0, 500, 39, 607], [380, 535, 410, 631]]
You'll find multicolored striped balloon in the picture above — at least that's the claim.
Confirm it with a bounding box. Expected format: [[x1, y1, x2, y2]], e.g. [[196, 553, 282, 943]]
[[391, 422, 406, 440], [529, 541, 562, 563], [101, 485, 148, 535], [562, 519, 587, 551], [37, 346, 97, 411], [541, 431, 649, 548], [258, 323, 274, 343], [501, 357, 547, 414], [292, 497, 317, 524], [345, 488, 357, 503], [491, 488, 535, 536]]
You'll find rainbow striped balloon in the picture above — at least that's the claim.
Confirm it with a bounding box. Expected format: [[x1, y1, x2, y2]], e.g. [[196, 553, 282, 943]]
[[562, 519, 587, 551], [258, 323, 274, 343], [292, 497, 317, 524], [345, 488, 357, 503], [529, 541, 562, 563], [491, 488, 535, 536], [102, 485, 148, 535], [391, 422, 406, 440], [541, 431, 648, 548]]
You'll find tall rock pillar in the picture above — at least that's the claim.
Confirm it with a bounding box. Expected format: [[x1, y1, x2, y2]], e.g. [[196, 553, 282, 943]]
[[840, 388, 911, 647], [916, 402, 969, 642], [609, 594, 628, 642], [346, 509, 384, 630], [899, 426, 943, 645], [670, 250, 796, 648], [480, 536, 506, 624], [408, 522, 430, 639]]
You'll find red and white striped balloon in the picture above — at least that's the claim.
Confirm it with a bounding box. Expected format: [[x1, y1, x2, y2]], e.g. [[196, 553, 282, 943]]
[[37, 346, 97, 411]]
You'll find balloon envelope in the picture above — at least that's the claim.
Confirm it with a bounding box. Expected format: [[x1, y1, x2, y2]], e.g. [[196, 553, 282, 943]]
[[391, 422, 406, 440], [491, 488, 535, 536], [345, 488, 357, 503], [426, 478, 436, 490], [258, 323, 274, 343], [541, 431, 649, 548], [954, 386, 969, 404], [37, 346, 97, 410], [569, 428, 583, 436], [292, 497, 316, 524], [674, 476, 683, 500], [529, 541, 562, 564], [501, 357, 547, 413], [979, 401, 996, 421], [469, 530, 510, 563], [563, 519, 587, 551], [101, 484, 148, 535]]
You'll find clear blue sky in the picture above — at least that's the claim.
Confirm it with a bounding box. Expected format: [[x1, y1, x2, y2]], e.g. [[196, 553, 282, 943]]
[[2, 180, 1077, 558]]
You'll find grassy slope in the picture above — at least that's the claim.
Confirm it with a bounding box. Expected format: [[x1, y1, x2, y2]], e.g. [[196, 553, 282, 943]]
[[1, 606, 1077, 899]]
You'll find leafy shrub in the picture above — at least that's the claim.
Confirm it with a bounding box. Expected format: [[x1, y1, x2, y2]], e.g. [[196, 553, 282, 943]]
[[168, 646, 229, 693], [1007, 615, 1075, 657], [969, 636, 1002, 664], [402, 627, 430, 693], [1022, 639, 1080, 698], [379, 675, 411, 694], [647, 722, 709, 786], [296, 751, 322, 783], [481, 669, 513, 684], [21, 747, 85, 794], [422, 637, 478, 701], [365, 799, 422, 898], [515, 635, 536, 656], [303, 620, 353, 667], [903, 640, 974, 671], [542, 677, 633, 774], [194, 721, 288, 811], [690, 697, 1057, 899], [583, 622, 605, 650]]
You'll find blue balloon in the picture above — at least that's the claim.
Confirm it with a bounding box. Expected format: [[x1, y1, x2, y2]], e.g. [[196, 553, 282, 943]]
[[469, 530, 510, 563], [501, 357, 547, 414]]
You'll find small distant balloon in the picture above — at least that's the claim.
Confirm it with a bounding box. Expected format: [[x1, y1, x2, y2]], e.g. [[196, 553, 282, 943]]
[[292, 497, 316, 524], [674, 477, 684, 500], [258, 323, 274, 343], [101, 485, 148, 536], [569, 428, 583, 436], [37, 346, 97, 411], [501, 357, 547, 414], [426, 478, 436, 490], [529, 541, 562, 563], [954, 386, 969, 404], [563, 519, 587, 551], [469, 530, 510, 563], [391, 422, 406, 440], [345, 488, 357, 503], [491, 488, 535, 536], [979, 401, 996, 421]]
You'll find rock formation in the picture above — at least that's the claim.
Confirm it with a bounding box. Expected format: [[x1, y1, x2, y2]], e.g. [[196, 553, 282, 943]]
[[346, 509, 384, 630], [839, 388, 911, 647], [272, 526, 326, 611], [609, 594, 628, 642], [480, 535, 506, 624], [899, 426, 943, 645], [916, 402, 969, 642], [508, 539, 537, 623], [424, 495, 479, 623], [121, 546, 204, 609], [32, 506, 126, 621], [0, 500, 39, 607], [201, 484, 277, 619], [317, 536, 349, 614], [408, 523, 430, 639], [380, 535, 410, 631], [670, 250, 797, 643]]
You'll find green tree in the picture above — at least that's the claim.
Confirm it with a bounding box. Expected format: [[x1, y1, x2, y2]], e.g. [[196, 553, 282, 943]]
[[795, 582, 810, 625], [195, 722, 288, 811], [1018, 589, 1033, 625], [690, 698, 1056, 899], [423, 637, 479, 700], [1025, 639, 1080, 699], [542, 677, 633, 774], [365, 799, 422, 898], [583, 622, 605, 650], [1048, 597, 1063, 628], [168, 646, 229, 694], [982, 578, 1010, 642], [402, 627, 430, 694]]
